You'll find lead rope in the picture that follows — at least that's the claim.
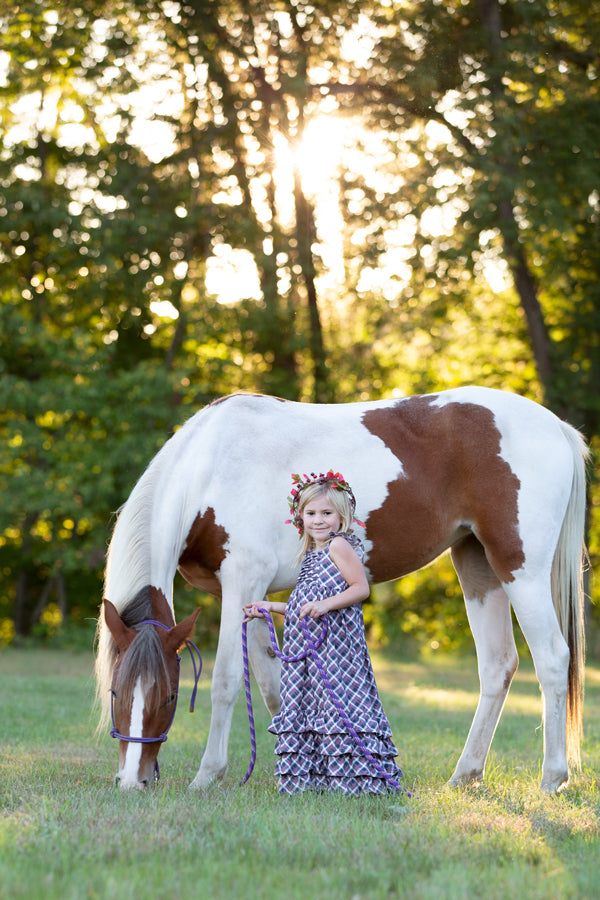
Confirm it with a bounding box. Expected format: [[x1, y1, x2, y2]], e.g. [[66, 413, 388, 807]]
[[239, 609, 328, 786], [240, 608, 413, 796]]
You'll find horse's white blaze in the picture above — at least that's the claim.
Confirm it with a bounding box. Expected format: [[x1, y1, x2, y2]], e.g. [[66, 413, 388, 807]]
[[118, 676, 144, 787]]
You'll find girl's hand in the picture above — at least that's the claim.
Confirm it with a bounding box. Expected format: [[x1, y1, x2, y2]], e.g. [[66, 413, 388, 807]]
[[299, 599, 328, 620], [243, 602, 268, 622]]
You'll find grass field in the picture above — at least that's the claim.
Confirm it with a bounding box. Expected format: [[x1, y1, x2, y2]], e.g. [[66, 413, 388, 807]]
[[1, 646, 599, 900]]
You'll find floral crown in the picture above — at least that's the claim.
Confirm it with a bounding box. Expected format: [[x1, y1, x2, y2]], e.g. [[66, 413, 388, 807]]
[[286, 470, 364, 535]]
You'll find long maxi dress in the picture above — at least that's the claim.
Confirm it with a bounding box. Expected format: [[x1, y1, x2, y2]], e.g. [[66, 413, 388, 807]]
[[268, 531, 403, 795]]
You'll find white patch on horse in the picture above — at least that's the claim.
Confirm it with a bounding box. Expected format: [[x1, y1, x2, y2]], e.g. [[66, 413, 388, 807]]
[[119, 676, 144, 786]]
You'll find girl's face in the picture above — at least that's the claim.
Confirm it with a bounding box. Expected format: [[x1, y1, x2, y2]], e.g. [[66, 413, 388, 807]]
[[300, 494, 342, 548]]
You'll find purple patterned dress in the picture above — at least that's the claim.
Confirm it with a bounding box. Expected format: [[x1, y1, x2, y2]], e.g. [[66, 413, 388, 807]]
[[268, 532, 403, 795]]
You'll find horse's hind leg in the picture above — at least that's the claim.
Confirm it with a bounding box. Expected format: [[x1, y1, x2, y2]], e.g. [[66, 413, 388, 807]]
[[507, 578, 570, 793], [449, 536, 519, 787]]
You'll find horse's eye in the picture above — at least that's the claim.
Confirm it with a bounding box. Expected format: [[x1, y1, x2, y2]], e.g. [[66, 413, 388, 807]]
[[166, 692, 177, 706]]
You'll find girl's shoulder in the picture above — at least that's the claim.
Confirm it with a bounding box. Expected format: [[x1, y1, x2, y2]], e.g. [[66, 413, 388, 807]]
[[328, 531, 365, 559]]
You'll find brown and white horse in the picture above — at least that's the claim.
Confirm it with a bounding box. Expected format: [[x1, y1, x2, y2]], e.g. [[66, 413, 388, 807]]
[[95, 387, 589, 792]]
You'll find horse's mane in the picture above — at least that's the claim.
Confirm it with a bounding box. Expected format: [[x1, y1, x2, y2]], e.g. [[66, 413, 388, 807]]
[[119, 584, 154, 627], [103, 462, 163, 612]]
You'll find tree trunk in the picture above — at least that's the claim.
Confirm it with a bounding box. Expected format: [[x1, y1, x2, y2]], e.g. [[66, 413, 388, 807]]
[[477, 0, 555, 399], [293, 169, 332, 402], [497, 199, 554, 389], [13, 569, 30, 638]]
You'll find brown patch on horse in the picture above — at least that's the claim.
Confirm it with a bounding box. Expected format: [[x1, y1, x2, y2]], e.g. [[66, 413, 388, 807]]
[[178, 507, 229, 593], [362, 396, 525, 584]]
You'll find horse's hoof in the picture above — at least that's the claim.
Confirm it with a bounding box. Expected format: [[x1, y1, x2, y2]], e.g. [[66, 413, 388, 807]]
[[188, 767, 226, 791], [540, 772, 569, 794], [448, 770, 484, 788], [188, 774, 213, 791]]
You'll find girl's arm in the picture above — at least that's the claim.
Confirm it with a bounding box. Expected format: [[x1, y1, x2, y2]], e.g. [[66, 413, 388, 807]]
[[299, 537, 369, 619], [243, 599, 287, 621]]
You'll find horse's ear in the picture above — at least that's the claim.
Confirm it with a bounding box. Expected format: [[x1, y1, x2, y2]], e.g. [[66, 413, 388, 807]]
[[103, 599, 137, 653], [165, 607, 201, 654]]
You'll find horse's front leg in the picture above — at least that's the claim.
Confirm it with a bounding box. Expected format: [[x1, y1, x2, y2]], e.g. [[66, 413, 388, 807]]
[[189, 586, 247, 790], [189, 565, 275, 791], [450, 538, 519, 787]]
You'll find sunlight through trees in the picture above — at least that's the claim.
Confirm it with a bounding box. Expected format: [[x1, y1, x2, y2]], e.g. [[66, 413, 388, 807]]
[[0, 0, 598, 643]]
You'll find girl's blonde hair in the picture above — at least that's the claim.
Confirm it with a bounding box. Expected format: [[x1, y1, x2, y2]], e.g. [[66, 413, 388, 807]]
[[295, 483, 354, 563]]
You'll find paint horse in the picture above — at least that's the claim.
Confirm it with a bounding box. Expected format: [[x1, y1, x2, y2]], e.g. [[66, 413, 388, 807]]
[[95, 387, 589, 792]]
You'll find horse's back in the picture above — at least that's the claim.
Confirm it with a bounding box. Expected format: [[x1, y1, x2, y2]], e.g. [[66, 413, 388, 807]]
[[114, 388, 583, 594]]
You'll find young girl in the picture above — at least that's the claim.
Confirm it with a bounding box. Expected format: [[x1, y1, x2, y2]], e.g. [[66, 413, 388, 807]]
[[244, 470, 403, 795]]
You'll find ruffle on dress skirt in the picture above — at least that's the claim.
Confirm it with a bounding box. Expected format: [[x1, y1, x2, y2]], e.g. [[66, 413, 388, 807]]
[[269, 706, 395, 740], [273, 729, 403, 795]]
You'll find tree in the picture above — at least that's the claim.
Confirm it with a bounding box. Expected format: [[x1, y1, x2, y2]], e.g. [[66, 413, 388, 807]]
[[0, 0, 597, 642], [0, 0, 367, 635], [322, 0, 600, 430]]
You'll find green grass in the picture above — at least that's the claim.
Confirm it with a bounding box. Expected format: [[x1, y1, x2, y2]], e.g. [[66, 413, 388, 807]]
[[1, 647, 599, 900]]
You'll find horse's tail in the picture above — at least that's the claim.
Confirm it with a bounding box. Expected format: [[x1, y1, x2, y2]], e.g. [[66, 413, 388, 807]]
[[551, 421, 590, 769]]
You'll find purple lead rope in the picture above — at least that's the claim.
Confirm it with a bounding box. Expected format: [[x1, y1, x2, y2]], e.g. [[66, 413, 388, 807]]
[[239, 609, 328, 785], [240, 613, 257, 785], [240, 608, 413, 796]]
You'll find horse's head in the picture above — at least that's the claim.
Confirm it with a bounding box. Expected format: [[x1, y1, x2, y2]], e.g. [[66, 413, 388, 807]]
[[103, 598, 200, 790]]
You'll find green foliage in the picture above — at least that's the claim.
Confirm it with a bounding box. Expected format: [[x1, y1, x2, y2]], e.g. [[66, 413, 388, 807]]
[[367, 556, 474, 654], [0, 1, 598, 645]]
